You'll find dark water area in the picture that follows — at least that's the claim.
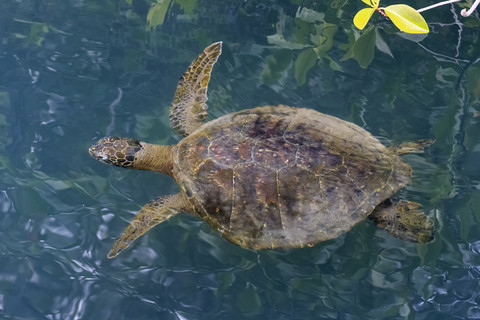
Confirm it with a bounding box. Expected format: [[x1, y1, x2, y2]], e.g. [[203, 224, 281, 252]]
[[0, 0, 480, 319]]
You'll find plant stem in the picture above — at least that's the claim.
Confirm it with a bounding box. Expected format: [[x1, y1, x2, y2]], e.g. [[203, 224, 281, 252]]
[[417, 0, 461, 13], [461, 0, 480, 17]]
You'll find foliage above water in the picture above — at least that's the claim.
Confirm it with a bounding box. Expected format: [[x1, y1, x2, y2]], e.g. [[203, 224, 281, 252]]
[[354, 0, 429, 34]]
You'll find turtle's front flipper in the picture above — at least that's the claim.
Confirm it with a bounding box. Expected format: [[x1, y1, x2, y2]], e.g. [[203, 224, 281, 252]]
[[368, 199, 434, 243], [108, 193, 191, 258], [170, 41, 222, 136]]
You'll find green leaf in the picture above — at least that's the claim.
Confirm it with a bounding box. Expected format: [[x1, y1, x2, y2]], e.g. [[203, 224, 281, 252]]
[[296, 7, 325, 23], [146, 0, 172, 30], [266, 34, 312, 50], [340, 47, 354, 62], [311, 22, 338, 52], [315, 49, 343, 72], [260, 50, 292, 85], [29, 23, 49, 46], [374, 28, 393, 58], [295, 48, 318, 86], [176, 0, 197, 15], [352, 26, 376, 68], [382, 4, 429, 34], [353, 8, 376, 30]]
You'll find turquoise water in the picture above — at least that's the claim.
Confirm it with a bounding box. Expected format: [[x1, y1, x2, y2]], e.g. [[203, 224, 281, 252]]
[[1, 0, 480, 319]]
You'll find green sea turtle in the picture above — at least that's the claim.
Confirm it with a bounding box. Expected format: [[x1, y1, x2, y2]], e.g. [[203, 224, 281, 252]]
[[89, 42, 434, 259]]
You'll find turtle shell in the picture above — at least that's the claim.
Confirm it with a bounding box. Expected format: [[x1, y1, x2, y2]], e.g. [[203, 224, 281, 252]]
[[173, 105, 412, 249]]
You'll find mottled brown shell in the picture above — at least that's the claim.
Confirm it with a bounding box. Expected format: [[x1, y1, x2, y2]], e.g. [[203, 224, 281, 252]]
[[173, 105, 412, 249]]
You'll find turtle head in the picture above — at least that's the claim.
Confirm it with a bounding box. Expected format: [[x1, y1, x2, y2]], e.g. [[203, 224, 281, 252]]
[[89, 136, 143, 168], [89, 136, 174, 175]]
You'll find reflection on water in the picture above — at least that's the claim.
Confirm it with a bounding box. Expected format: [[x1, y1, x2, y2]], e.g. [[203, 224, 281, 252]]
[[0, 0, 479, 319]]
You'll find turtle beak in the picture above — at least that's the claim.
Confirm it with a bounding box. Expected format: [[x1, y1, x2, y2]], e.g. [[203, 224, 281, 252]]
[[89, 146, 108, 161], [89, 141, 108, 160]]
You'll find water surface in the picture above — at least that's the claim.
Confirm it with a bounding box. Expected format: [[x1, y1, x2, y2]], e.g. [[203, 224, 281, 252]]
[[0, 0, 480, 319]]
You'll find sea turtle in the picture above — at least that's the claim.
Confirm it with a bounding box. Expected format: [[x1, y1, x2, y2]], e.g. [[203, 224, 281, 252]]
[[89, 41, 434, 259]]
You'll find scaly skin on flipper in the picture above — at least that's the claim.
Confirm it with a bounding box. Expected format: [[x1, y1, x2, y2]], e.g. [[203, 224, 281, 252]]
[[170, 41, 222, 136], [368, 199, 434, 242], [108, 193, 192, 258]]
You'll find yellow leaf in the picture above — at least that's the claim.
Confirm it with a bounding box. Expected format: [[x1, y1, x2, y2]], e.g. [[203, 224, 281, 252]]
[[361, 0, 379, 8], [382, 4, 429, 34], [354, 8, 376, 30]]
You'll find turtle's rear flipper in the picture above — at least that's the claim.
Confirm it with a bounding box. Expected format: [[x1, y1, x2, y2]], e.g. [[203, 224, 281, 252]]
[[389, 139, 434, 155], [368, 199, 434, 243]]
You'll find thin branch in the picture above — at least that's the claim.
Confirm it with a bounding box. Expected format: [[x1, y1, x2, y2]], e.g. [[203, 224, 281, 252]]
[[461, 0, 480, 17], [417, 0, 461, 13]]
